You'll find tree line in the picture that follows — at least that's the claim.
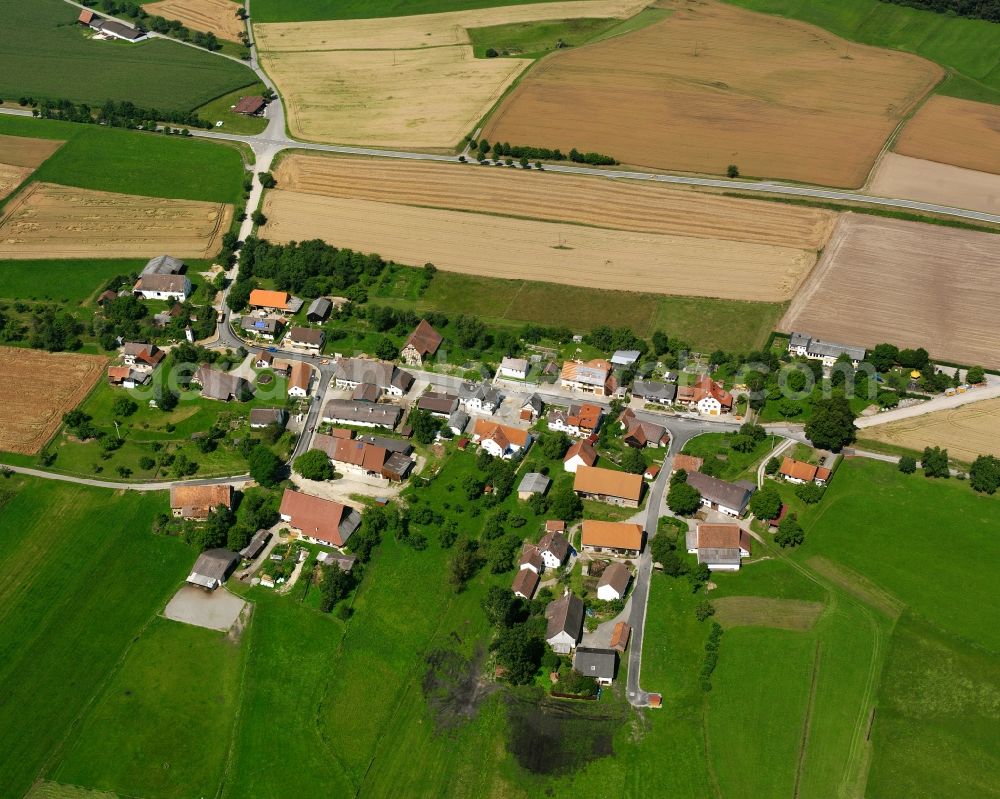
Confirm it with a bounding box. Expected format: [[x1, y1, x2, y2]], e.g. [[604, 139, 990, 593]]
[[470, 139, 618, 166], [82, 0, 225, 51], [878, 0, 1000, 23], [34, 98, 211, 130]]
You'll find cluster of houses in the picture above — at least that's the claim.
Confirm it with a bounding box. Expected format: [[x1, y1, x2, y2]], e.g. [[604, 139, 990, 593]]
[[107, 341, 165, 388], [78, 8, 146, 41]]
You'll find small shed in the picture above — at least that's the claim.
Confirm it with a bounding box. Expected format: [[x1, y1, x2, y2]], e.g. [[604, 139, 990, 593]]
[[307, 297, 332, 322], [517, 472, 551, 500], [234, 96, 266, 116]]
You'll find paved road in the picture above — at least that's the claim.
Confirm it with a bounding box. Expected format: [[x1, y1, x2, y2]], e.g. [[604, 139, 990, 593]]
[[757, 437, 795, 488], [3, 465, 249, 491], [856, 377, 1000, 429]]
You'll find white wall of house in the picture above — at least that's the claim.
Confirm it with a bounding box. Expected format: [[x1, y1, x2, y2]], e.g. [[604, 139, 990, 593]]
[[597, 584, 624, 602], [499, 365, 527, 379], [541, 550, 563, 569], [547, 632, 577, 655], [563, 455, 587, 473]]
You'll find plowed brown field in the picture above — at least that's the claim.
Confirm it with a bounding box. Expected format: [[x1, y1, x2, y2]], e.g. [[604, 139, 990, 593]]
[[482, 0, 941, 187], [868, 153, 1000, 216], [274, 154, 835, 249], [781, 215, 1000, 367], [894, 96, 1000, 175], [0, 347, 107, 454], [0, 182, 232, 259], [144, 0, 246, 41], [0, 134, 64, 168], [861, 398, 1000, 462], [262, 190, 816, 301]]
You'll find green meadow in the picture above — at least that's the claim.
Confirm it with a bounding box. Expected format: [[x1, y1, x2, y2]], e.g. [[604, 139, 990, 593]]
[[0, 0, 257, 111]]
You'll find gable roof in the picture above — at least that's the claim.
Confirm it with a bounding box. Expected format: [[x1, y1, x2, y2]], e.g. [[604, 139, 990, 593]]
[[633, 380, 677, 402], [135, 273, 187, 293], [122, 342, 164, 365], [545, 520, 566, 533], [288, 326, 325, 346], [545, 593, 584, 641], [780, 457, 819, 482], [573, 646, 617, 680], [518, 543, 543, 571], [686, 471, 753, 512], [560, 359, 610, 387], [597, 562, 632, 594], [143, 254, 184, 274], [512, 567, 539, 598], [194, 366, 248, 401], [610, 622, 631, 651], [564, 440, 598, 466], [307, 297, 332, 318], [538, 530, 570, 560], [473, 419, 529, 448], [279, 489, 360, 547], [249, 289, 290, 310], [518, 472, 551, 495], [288, 361, 311, 392], [323, 399, 402, 427], [170, 484, 233, 517], [331, 439, 388, 471], [573, 466, 644, 502], [403, 319, 443, 358], [581, 520, 644, 551], [234, 95, 266, 115], [697, 524, 750, 552], [416, 391, 459, 414], [188, 548, 238, 586], [672, 454, 704, 473], [500, 356, 529, 372]]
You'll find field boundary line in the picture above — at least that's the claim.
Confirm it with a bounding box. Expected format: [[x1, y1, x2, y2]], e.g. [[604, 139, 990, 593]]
[[793, 640, 822, 799], [214, 604, 256, 799], [700, 695, 724, 799]]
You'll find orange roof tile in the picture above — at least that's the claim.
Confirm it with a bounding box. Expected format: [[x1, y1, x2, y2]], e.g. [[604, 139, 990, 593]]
[[581, 520, 643, 551]]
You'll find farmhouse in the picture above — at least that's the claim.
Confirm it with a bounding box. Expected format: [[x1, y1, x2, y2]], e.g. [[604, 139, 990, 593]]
[[143, 255, 185, 275], [519, 542, 544, 574], [672, 454, 704, 474], [241, 316, 284, 340], [351, 383, 381, 403], [334, 357, 414, 397], [248, 289, 303, 314], [330, 438, 390, 478], [779, 457, 832, 485], [511, 567, 539, 600], [547, 402, 603, 438], [416, 391, 460, 418], [521, 394, 543, 421], [560, 359, 613, 396], [564, 440, 598, 473], [401, 319, 443, 366], [498, 357, 529, 380], [279, 489, 361, 547], [788, 332, 866, 367], [632, 380, 677, 406], [107, 366, 148, 388], [80, 10, 147, 41], [357, 435, 413, 456], [133, 273, 191, 302], [545, 593, 585, 654], [574, 466, 644, 508], [581, 520, 644, 556], [472, 419, 531, 459], [186, 549, 239, 590], [192, 366, 250, 402], [234, 96, 267, 116], [573, 647, 618, 686], [686, 471, 754, 517], [121, 342, 164, 372], [686, 523, 751, 571], [249, 407, 288, 429], [170, 483, 234, 520], [597, 562, 632, 601], [287, 361, 312, 397], [459, 381, 501, 414], [322, 399, 402, 428], [286, 326, 325, 352], [618, 409, 668, 448], [255, 351, 274, 368], [538, 529, 570, 569], [676, 375, 733, 416], [517, 472, 551, 500]]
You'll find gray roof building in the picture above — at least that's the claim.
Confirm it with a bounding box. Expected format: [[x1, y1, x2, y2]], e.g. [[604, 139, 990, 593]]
[[240, 529, 272, 560], [357, 435, 413, 455], [686, 471, 754, 515], [193, 366, 250, 402], [545, 593, 584, 645], [416, 391, 460, 416], [287, 326, 325, 348], [351, 383, 381, 403], [573, 647, 618, 683], [187, 549, 239, 590], [518, 472, 551, 496], [134, 273, 188, 295], [249, 408, 288, 428], [632, 380, 677, 403], [459, 381, 502, 408], [322, 399, 402, 428], [306, 297, 332, 321], [143, 255, 185, 275], [447, 409, 470, 434], [611, 349, 641, 366], [334, 358, 414, 394], [241, 316, 283, 336]]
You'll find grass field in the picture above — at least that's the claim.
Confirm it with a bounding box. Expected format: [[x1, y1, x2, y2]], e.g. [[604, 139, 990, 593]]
[[0, 479, 194, 799], [680, 431, 780, 481], [52, 618, 245, 799], [727, 0, 1000, 105], [194, 84, 269, 135], [0, 0, 257, 111], [252, 0, 580, 22], [468, 16, 624, 58], [0, 116, 246, 204], [0, 258, 147, 303]]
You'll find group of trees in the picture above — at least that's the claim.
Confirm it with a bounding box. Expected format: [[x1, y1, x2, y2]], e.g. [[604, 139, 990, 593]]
[[481, 586, 546, 685], [880, 0, 1000, 23], [650, 521, 710, 590], [470, 139, 617, 166], [667, 469, 702, 516], [35, 98, 210, 130], [804, 396, 857, 452], [293, 448, 333, 481], [84, 0, 223, 50]]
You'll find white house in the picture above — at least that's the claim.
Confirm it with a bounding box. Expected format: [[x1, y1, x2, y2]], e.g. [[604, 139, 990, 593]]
[[545, 593, 584, 655], [460, 381, 501, 414], [596, 562, 632, 601], [287, 362, 311, 398], [563, 440, 598, 473], [686, 523, 751, 571], [538, 530, 570, 570], [788, 332, 866, 368], [473, 419, 530, 460], [686, 471, 754, 517], [498, 356, 529, 380], [133, 273, 190, 302]]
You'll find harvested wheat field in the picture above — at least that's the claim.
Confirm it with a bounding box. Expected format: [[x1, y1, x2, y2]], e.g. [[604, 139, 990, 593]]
[[0, 182, 232, 260], [869, 153, 1000, 216], [274, 154, 835, 249], [0, 134, 64, 200], [254, 0, 646, 147], [781, 214, 1000, 367], [861, 398, 1000, 462], [144, 0, 246, 40], [0, 164, 32, 202], [895, 95, 1000, 175], [262, 190, 815, 301], [482, 0, 941, 187], [0, 347, 106, 454]]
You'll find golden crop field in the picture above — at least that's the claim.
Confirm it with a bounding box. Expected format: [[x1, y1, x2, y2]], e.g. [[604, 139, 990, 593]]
[[0, 182, 232, 260], [0, 134, 63, 200], [868, 153, 1000, 216], [0, 164, 32, 202], [262, 189, 817, 301], [253, 0, 647, 148], [781, 214, 1000, 367], [482, 0, 941, 187], [143, 0, 247, 41], [274, 154, 836, 249], [895, 95, 1000, 175], [861, 398, 1000, 462], [0, 347, 107, 455]]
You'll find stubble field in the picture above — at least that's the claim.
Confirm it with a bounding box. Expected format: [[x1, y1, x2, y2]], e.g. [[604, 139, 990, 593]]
[[860, 398, 1000, 462], [0, 133, 64, 201], [274, 154, 835, 249], [0, 182, 233, 259], [0, 347, 107, 454], [482, 0, 941, 187], [262, 189, 816, 300], [253, 0, 646, 147], [144, 0, 247, 41], [781, 214, 1000, 367], [868, 152, 1000, 215], [894, 95, 1000, 175]]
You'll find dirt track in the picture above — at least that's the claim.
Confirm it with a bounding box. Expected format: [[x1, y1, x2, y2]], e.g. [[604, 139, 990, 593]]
[[262, 190, 816, 301], [0, 347, 107, 455], [0, 182, 232, 259], [781, 214, 1000, 367], [868, 153, 1000, 216], [144, 0, 247, 41], [860, 398, 1000, 461], [483, 0, 941, 187], [274, 154, 835, 249], [894, 95, 1000, 175]]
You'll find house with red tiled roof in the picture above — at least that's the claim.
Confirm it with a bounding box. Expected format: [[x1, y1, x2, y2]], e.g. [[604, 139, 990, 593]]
[[401, 319, 443, 366], [686, 523, 751, 571], [472, 419, 531, 460], [676, 375, 733, 416], [547, 402, 603, 438], [779, 457, 831, 485], [279, 489, 361, 547], [563, 439, 598, 473], [559, 359, 614, 396]]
